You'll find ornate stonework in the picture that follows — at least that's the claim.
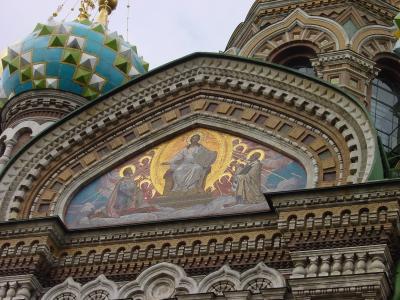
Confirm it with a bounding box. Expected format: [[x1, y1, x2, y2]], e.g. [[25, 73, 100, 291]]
[[0, 0, 398, 299]]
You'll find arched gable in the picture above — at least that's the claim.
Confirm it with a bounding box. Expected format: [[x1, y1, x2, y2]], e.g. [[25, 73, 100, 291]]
[[0, 53, 377, 222]]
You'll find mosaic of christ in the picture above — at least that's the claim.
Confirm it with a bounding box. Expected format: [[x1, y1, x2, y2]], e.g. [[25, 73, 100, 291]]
[[65, 128, 307, 228]]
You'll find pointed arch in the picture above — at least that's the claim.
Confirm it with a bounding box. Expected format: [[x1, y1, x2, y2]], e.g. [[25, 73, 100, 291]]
[[42, 277, 81, 300], [240, 8, 349, 58], [119, 262, 197, 298], [80, 274, 118, 299], [351, 25, 397, 58], [198, 265, 241, 293]]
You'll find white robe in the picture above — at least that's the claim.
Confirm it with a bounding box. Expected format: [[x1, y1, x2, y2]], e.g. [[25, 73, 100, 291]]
[[169, 144, 216, 192]]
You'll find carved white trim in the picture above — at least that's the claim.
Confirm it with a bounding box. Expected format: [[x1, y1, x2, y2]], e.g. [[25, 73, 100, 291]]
[[81, 274, 118, 299], [240, 262, 286, 290], [43, 275, 118, 300], [0, 120, 55, 143], [198, 265, 241, 293], [42, 277, 81, 300], [119, 262, 197, 299]]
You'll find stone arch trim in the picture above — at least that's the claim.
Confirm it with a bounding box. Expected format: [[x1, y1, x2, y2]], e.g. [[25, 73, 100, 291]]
[[80, 275, 118, 299], [42, 278, 81, 300], [240, 262, 286, 290], [197, 262, 286, 293], [198, 265, 241, 293], [352, 25, 397, 59], [240, 8, 349, 58], [0, 53, 377, 221], [119, 262, 197, 298], [0, 120, 54, 143]]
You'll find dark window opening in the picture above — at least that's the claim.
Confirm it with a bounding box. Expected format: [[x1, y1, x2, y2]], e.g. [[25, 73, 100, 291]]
[[271, 45, 317, 77], [370, 71, 400, 152]]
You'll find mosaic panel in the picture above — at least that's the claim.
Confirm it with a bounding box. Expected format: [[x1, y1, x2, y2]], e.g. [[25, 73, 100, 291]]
[[65, 129, 307, 228]]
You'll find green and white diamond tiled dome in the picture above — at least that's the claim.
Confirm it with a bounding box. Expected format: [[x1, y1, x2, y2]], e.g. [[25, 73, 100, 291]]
[[0, 19, 148, 101]]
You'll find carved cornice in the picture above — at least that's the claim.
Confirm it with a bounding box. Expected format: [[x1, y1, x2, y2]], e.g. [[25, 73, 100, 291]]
[[269, 179, 400, 210]]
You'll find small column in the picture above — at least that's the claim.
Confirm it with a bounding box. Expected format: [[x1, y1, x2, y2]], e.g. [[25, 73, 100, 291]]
[[15, 282, 32, 299], [5, 282, 17, 298], [342, 254, 355, 275], [291, 259, 306, 278], [0, 139, 17, 172], [319, 255, 331, 276], [355, 252, 367, 274], [306, 257, 319, 277], [330, 254, 342, 275]]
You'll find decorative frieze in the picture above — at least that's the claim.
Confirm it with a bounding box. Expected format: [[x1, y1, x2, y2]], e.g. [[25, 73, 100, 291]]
[[42, 262, 287, 300]]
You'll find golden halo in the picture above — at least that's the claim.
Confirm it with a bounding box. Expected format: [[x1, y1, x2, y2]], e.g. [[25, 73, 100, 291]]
[[150, 128, 233, 194], [185, 132, 205, 145], [119, 165, 136, 177], [247, 149, 266, 160]]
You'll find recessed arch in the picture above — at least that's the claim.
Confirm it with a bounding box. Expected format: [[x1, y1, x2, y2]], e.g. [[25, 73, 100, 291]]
[[55, 115, 317, 228], [352, 25, 397, 58]]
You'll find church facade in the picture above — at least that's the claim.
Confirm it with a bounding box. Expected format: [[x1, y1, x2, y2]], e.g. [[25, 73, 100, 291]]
[[0, 0, 399, 299]]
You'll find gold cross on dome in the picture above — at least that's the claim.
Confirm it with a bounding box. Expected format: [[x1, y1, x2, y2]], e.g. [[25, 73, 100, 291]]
[[78, 0, 96, 21]]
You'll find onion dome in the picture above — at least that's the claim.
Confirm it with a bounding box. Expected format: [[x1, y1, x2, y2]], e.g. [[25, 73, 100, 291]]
[[0, 19, 148, 101]]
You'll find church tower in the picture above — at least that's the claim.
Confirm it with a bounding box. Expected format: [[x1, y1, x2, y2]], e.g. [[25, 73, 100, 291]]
[[0, 0, 398, 299]]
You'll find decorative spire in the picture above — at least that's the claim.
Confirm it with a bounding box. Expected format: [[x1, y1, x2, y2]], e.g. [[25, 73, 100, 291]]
[[97, 0, 118, 26], [78, 0, 96, 21]]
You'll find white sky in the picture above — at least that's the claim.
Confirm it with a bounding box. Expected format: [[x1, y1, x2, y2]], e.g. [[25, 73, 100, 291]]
[[0, 0, 254, 69]]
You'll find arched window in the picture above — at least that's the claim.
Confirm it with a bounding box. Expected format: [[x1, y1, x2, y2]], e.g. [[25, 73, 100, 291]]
[[146, 245, 155, 259], [87, 250, 96, 264], [255, 235, 265, 250], [288, 215, 297, 230], [208, 240, 217, 254], [239, 237, 249, 251], [161, 244, 170, 258], [378, 207, 388, 223], [341, 210, 351, 226], [305, 214, 315, 229], [272, 234, 282, 249], [177, 242, 186, 256], [116, 247, 125, 262], [224, 238, 233, 253], [192, 241, 201, 256], [131, 246, 140, 260], [323, 212, 333, 227], [370, 59, 400, 151], [359, 208, 369, 225], [270, 44, 317, 77]]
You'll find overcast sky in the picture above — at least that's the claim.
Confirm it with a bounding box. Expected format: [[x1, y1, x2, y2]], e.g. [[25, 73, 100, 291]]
[[0, 0, 254, 69]]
